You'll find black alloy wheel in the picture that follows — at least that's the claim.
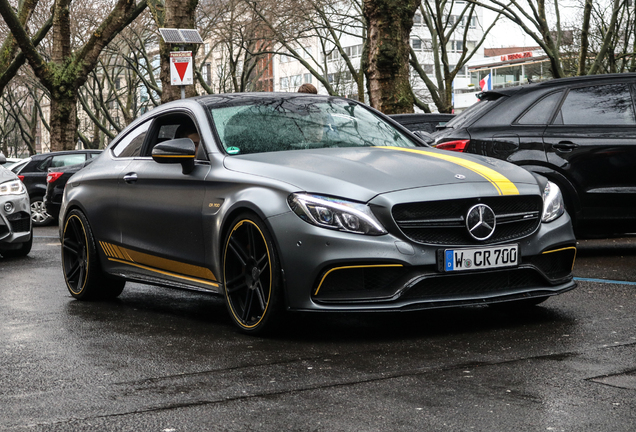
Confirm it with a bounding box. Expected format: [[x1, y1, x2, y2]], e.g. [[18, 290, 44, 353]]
[[223, 214, 283, 334], [62, 209, 125, 300]]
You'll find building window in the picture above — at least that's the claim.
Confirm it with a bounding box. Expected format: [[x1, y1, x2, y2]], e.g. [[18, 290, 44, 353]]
[[413, 13, 422, 25], [303, 73, 312, 84], [411, 39, 422, 51], [202, 63, 211, 85]]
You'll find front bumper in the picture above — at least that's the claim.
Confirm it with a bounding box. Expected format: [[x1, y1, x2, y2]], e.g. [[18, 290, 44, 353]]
[[0, 193, 32, 248], [268, 209, 576, 312]]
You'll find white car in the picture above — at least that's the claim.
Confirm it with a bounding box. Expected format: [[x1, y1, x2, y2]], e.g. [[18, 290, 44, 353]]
[[0, 154, 32, 257]]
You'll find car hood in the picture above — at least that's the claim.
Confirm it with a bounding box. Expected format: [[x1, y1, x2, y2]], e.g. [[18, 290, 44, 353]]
[[0, 166, 18, 182], [223, 146, 540, 202]]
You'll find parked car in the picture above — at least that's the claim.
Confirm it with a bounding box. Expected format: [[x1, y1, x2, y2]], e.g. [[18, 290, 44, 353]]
[[390, 113, 455, 134], [0, 154, 32, 257], [12, 150, 101, 226], [0, 157, 26, 169], [59, 93, 576, 334], [44, 159, 95, 222], [430, 73, 636, 237]]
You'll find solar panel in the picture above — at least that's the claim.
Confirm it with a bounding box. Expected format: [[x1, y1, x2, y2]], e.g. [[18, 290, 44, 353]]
[[159, 28, 184, 43], [180, 29, 204, 44], [159, 28, 204, 44]]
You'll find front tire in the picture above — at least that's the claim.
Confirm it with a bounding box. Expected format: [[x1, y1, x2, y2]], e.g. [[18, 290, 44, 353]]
[[222, 213, 283, 334], [62, 209, 125, 300]]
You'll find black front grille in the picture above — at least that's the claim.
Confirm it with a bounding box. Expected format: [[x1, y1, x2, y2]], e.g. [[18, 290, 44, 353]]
[[402, 268, 547, 300], [7, 212, 30, 233], [392, 196, 542, 246]]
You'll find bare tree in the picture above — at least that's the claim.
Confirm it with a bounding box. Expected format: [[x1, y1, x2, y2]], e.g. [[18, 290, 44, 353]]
[[363, 0, 421, 114], [0, 0, 148, 151], [409, 1, 501, 113], [0, 0, 52, 96], [469, 0, 629, 78]]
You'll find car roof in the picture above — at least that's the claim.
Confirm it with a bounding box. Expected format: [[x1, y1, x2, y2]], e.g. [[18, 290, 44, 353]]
[[480, 73, 636, 99]]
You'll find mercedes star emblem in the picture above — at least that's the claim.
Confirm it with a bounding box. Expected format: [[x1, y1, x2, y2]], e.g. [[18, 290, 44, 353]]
[[466, 204, 496, 240]]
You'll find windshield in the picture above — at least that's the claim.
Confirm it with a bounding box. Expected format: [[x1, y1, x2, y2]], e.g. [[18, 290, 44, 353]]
[[209, 97, 417, 155]]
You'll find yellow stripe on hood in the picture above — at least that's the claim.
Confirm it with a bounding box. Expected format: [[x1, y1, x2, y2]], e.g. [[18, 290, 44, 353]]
[[379, 146, 519, 196]]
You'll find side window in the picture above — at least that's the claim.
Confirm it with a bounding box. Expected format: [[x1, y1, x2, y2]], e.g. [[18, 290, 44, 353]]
[[516, 91, 563, 125], [144, 114, 206, 160], [112, 121, 151, 158], [555, 84, 636, 125], [50, 154, 86, 168], [36, 157, 52, 171]]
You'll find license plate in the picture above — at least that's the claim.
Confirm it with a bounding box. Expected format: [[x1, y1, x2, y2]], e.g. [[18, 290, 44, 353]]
[[441, 244, 519, 272]]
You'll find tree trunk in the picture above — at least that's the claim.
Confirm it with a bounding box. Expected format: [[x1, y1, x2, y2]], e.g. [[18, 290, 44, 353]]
[[49, 96, 78, 151], [363, 0, 420, 114], [159, 0, 199, 103]]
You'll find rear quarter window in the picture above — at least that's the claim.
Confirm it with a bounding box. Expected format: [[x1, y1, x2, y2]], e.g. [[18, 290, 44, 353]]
[[516, 91, 564, 125], [445, 97, 502, 130]]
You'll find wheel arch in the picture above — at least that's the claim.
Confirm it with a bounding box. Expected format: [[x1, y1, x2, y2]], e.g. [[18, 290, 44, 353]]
[[216, 201, 290, 308]]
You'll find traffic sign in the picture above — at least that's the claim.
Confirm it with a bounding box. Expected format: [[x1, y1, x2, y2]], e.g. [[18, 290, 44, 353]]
[[170, 51, 193, 86]]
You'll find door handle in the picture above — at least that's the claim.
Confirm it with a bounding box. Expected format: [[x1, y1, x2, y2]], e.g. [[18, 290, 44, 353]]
[[552, 141, 579, 152], [123, 173, 138, 183]]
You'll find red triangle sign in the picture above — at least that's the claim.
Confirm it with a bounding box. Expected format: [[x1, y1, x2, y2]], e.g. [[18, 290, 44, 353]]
[[174, 61, 189, 81]]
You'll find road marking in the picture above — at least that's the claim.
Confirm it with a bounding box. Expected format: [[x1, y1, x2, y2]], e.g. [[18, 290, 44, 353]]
[[574, 277, 636, 286]]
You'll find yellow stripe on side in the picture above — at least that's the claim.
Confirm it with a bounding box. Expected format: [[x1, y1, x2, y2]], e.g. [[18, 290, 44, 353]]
[[542, 246, 577, 271], [379, 146, 519, 196], [98, 241, 217, 282], [314, 264, 403, 296]]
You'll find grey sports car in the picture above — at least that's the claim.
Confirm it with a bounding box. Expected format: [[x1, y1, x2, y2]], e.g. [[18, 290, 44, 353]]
[[60, 93, 577, 334]]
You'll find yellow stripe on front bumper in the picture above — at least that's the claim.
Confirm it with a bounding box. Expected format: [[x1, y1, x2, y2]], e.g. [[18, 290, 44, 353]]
[[379, 146, 519, 196]]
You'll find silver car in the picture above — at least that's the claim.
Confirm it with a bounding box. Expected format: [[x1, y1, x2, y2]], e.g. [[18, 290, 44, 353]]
[[0, 154, 32, 257]]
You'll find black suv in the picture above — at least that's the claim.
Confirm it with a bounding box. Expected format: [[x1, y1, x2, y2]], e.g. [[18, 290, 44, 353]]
[[432, 73, 636, 237], [13, 150, 101, 225]]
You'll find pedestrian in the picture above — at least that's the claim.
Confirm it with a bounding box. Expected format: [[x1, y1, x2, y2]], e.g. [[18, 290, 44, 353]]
[[297, 83, 317, 94]]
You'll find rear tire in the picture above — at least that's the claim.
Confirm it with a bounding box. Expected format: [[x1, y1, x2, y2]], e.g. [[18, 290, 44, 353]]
[[62, 209, 125, 300], [31, 195, 53, 226], [222, 213, 284, 335]]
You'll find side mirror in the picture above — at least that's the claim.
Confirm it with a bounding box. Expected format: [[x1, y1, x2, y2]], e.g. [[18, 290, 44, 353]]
[[0, 153, 6, 164], [413, 130, 434, 145], [152, 138, 196, 174]]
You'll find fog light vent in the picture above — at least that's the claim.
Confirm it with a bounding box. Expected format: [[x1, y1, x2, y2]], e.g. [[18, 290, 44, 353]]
[[4, 201, 14, 213]]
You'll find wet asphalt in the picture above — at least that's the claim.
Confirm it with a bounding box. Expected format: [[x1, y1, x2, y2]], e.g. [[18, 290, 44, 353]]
[[0, 226, 635, 431]]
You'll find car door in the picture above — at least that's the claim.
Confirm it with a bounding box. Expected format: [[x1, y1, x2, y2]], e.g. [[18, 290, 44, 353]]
[[84, 120, 151, 247], [117, 112, 211, 275], [543, 82, 636, 228]]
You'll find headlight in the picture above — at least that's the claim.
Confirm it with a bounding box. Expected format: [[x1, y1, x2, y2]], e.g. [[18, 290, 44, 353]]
[[0, 179, 26, 196], [288, 193, 387, 235], [542, 181, 564, 222]]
